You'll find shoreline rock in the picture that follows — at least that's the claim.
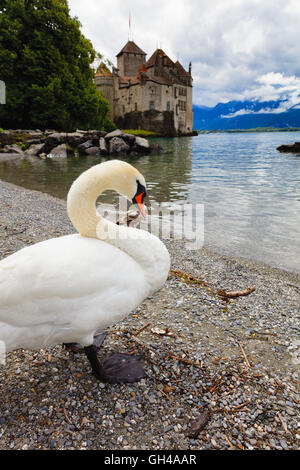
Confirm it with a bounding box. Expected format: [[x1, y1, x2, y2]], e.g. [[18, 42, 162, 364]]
[[277, 142, 300, 154], [108, 136, 130, 155], [0, 129, 163, 158], [24, 143, 45, 156], [48, 143, 72, 159], [2, 144, 24, 155]]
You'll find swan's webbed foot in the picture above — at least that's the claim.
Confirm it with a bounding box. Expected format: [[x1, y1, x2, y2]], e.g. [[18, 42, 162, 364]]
[[84, 346, 146, 384], [100, 352, 147, 383]]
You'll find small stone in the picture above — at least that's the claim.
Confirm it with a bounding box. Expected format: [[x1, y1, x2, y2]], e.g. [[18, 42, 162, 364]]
[[109, 137, 130, 155], [104, 129, 124, 140], [24, 143, 45, 156], [48, 143, 68, 159]]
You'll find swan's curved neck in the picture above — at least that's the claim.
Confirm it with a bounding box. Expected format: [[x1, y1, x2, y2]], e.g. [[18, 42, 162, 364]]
[[67, 163, 170, 293], [67, 163, 128, 238], [67, 167, 102, 238]]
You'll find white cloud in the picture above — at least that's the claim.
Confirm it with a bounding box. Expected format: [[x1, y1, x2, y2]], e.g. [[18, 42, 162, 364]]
[[221, 109, 253, 118], [238, 72, 300, 113], [68, 0, 300, 107]]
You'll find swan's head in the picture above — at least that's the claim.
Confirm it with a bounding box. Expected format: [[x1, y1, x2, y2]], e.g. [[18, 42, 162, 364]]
[[101, 160, 147, 217], [131, 177, 147, 217]]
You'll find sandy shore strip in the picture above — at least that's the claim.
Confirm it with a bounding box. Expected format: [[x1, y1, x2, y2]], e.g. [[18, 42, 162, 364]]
[[0, 179, 299, 450]]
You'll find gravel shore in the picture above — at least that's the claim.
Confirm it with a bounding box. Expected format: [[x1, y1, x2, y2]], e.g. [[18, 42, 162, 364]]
[[0, 179, 299, 450]]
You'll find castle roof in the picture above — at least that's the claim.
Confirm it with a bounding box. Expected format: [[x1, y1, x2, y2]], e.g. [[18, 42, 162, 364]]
[[175, 60, 190, 76], [119, 76, 140, 85], [95, 62, 113, 77], [116, 41, 146, 57], [115, 43, 192, 88], [146, 49, 175, 68]]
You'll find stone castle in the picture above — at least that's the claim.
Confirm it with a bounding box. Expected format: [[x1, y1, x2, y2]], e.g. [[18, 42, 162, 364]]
[[94, 41, 194, 136]]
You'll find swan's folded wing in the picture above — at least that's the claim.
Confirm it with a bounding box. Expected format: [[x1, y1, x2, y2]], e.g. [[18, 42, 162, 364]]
[[0, 234, 146, 328]]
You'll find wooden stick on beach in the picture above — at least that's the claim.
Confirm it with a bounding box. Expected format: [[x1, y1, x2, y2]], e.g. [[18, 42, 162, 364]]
[[238, 341, 252, 368], [218, 286, 256, 299]]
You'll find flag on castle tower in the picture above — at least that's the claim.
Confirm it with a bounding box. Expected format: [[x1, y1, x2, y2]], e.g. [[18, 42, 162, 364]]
[[128, 13, 131, 40]]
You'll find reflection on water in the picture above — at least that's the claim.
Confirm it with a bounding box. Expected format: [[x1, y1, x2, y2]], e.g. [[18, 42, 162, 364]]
[[0, 138, 192, 204], [0, 133, 299, 272]]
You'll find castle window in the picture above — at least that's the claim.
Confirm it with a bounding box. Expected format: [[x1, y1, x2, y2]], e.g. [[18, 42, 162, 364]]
[[135, 102, 137, 111], [150, 86, 157, 95], [166, 101, 170, 111], [174, 87, 177, 98], [149, 101, 155, 110], [122, 105, 125, 113], [178, 100, 186, 111]]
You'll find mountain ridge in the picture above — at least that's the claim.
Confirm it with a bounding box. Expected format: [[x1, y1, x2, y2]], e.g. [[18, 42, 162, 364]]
[[193, 99, 300, 130]]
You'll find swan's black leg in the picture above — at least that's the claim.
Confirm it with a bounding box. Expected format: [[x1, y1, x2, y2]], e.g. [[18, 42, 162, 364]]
[[84, 344, 105, 380], [84, 346, 147, 384], [65, 329, 146, 383], [64, 330, 107, 353]]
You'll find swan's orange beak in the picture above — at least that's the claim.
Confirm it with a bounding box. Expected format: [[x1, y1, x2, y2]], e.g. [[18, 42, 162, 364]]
[[134, 193, 147, 217]]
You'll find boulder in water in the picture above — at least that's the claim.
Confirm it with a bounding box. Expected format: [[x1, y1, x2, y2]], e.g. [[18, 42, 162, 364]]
[[277, 142, 300, 154]]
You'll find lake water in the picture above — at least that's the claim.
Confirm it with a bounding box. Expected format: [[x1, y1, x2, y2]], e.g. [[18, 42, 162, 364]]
[[0, 132, 299, 273]]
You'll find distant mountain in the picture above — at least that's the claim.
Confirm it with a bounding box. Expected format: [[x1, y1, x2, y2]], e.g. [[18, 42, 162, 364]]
[[193, 99, 300, 130]]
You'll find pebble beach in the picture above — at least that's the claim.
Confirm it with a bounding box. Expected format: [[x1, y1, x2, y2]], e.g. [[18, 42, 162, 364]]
[[0, 178, 299, 450]]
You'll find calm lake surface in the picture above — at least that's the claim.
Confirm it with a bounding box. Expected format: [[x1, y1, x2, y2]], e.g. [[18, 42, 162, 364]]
[[0, 132, 300, 273]]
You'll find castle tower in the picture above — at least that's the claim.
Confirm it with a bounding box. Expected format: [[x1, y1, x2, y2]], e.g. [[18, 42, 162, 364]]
[[94, 62, 115, 119], [94, 40, 194, 135], [116, 41, 146, 77]]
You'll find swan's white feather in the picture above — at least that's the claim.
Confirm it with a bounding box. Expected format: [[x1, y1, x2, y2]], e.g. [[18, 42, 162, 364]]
[[0, 160, 171, 356], [0, 234, 148, 351]]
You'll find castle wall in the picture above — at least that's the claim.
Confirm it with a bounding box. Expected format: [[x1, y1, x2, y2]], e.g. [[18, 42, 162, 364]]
[[95, 76, 115, 120], [141, 82, 161, 112], [160, 85, 173, 113], [140, 82, 174, 114], [117, 84, 142, 117], [117, 53, 146, 77], [115, 80, 193, 134], [186, 85, 194, 133], [114, 110, 176, 136]]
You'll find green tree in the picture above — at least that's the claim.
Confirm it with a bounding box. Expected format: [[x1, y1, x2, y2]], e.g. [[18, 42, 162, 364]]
[[0, 0, 110, 130]]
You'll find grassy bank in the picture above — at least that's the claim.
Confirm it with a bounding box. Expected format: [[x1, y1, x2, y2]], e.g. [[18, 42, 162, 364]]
[[121, 129, 159, 137]]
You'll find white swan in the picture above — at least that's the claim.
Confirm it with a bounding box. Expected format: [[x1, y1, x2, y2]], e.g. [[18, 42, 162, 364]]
[[0, 160, 170, 382]]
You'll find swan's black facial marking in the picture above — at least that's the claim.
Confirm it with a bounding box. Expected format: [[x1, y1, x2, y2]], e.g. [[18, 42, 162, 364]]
[[132, 179, 147, 205], [132, 180, 147, 217]]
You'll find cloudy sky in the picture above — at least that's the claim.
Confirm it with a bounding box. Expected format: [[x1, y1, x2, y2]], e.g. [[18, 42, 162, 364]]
[[69, 0, 300, 108]]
